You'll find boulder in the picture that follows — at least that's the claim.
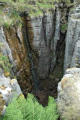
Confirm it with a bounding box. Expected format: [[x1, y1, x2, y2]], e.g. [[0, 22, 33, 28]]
[[57, 68, 80, 120], [0, 75, 22, 116]]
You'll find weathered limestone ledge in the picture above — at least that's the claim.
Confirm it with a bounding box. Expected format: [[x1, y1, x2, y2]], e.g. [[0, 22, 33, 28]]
[[57, 68, 80, 120], [0, 74, 22, 116]]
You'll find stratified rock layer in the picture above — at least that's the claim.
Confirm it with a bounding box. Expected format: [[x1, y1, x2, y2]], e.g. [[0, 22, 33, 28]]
[[25, 8, 62, 80], [64, 5, 80, 71], [57, 68, 80, 120], [0, 2, 67, 100]]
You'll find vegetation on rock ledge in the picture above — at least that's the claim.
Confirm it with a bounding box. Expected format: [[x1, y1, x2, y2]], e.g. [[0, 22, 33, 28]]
[[0, 0, 73, 27], [0, 43, 12, 76]]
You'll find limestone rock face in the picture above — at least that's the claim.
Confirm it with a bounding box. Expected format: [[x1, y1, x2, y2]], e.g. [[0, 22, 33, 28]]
[[0, 27, 13, 64], [0, 27, 23, 116], [32, 13, 54, 79], [4, 25, 31, 93], [0, 8, 62, 95], [57, 68, 80, 120], [0, 75, 22, 115], [26, 8, 61, 79], [0, 5, 65, 95], [64, 5, 80, 71]]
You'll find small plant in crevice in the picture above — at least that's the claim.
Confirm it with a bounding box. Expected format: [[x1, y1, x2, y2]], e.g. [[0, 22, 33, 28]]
[[61, 23, 68, 33], [0, 53, 12, 76], [3, 94, 59, 120], [0, 42, 13, 76]]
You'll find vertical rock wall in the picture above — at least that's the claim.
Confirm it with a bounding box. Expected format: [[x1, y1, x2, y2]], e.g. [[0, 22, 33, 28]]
[[64, 5, 80, 71], [25, 13, 54, 80], [0, 5, 66, 97], [0, 27, 13, 65], [0, 6, 64, 98], [25, 9, 62, 80], [4, 25, 31, 94], [0, 27, 22, 116]]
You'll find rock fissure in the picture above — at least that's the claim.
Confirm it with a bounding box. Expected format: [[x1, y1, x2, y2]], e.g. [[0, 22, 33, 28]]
[[4, 7, 68, 104], [42, 13, 47, 47], [0, 1, 72, 106], [23, 15, 39, 92], [1, 1, 80, 118]]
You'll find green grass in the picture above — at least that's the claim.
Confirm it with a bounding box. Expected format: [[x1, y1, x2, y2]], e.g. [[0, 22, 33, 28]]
[[0, 0, 72, 26], [0, 0, 55, 26]]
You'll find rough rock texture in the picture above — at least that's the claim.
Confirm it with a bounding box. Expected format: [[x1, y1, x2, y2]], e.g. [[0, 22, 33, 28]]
[[0, 6, 66, 100], [26, 13, 54, 79], [57, 68, 80, 120], [25, 8, 61, 80], [0, 26, 22, 115], [51, 7, 61, 71], [0, 7, 62, 101], [4, 26, 32, 94], [0, 27, 13, 65], [0, 4, 67, 102], [0, 74, 22, 115], [64, 5, 80, 71]]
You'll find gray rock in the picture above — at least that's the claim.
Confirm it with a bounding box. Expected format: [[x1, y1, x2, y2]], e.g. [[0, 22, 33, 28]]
[[51, 7, 61, 70], [71, 41, 80, 67], [57, 68, 80, 120], [64, 5, 80, 71], [31, 13, 54, 79], [0, 75, 22, 115], [0, 27, 13, 64], [30, 9, 61, 79]]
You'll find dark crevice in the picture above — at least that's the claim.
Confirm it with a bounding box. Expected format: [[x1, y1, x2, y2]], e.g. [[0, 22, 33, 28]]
[[49, 8, 57, 73], [49, 10, 56, 49], [22, 14, 39, 92], [18, 7, 69, 105], [42, 12, 47, 47]]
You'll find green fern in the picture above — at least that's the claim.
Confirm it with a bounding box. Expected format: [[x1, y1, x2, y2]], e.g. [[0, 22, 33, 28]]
[[3, 94, 59, 120], [0, 116, 3, 120]]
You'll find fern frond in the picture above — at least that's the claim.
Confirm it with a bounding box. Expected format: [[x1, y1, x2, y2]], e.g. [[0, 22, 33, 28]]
[[3, 99, 23, 120], [3, 94, 59, 120]]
